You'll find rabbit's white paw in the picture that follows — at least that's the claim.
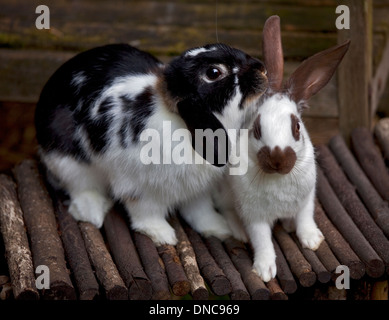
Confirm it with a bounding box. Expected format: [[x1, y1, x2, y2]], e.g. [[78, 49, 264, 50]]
[[69, 191, 112, 228], [297, 227, 324, 251], [253, 251, 277, 282], [133, 219, 178, 246], [198, 213, 232, 241]]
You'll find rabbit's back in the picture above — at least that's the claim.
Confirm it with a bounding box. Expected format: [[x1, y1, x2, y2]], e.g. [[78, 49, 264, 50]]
[[35, 44, 163, 160]]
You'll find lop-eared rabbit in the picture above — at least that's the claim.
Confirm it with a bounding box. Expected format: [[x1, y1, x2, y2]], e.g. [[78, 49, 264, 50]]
[[35, 43, 268, 245]]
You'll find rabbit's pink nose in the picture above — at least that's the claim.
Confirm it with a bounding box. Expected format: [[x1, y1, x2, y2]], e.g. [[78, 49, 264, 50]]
[[257, 146, 296, 174]]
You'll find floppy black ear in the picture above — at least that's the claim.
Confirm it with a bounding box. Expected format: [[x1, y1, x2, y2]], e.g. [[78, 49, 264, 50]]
[[177, 96, 230, 167]]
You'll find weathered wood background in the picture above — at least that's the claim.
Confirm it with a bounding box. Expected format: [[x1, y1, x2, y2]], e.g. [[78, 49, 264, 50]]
[[0, 0, 389, 171]]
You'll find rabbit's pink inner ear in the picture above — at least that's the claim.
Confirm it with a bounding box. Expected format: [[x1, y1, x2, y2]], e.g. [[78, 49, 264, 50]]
[[262, 15, 284, 92], [286, 40, 350, 103]]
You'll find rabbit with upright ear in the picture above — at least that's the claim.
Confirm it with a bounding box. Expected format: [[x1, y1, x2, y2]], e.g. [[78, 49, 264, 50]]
[[35, 43, 267, 245], [219, 16, 350, 281]]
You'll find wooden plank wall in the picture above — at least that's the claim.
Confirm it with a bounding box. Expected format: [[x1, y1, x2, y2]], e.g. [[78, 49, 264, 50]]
[[0, 0, 389, 171]]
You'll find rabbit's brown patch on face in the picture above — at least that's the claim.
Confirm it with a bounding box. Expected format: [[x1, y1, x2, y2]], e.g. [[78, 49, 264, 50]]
[[239, 65, 268, 109], [257, 145, 296, 175], [156, 76, 179, 113], [291, 114, 300, 141], [253, 115, 261, 140]]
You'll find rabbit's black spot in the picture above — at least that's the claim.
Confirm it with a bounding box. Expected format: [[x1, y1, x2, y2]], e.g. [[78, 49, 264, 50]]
[[37, 106, 90, 162], [98, 97, 115, 115], [70, 71, 88, 95], [120, 87, 155, 144], [131, 89, 154, 142], [83, 97, 116, 153], [85, 113, 113, 153], [119, 121, 129, 148]]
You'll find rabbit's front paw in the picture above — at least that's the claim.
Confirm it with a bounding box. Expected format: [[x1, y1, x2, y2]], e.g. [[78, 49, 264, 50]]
[[133, 220, 178, 246], [253, 254, 277, 282], [69, 191, 112, 228], [297, 227, 324, 251]]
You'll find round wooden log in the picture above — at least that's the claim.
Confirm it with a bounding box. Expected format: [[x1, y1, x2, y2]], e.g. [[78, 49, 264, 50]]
[[103, 207, 152, 300], [133, 232, 171, 300], [266, 278, 288, 300], [170, 216, 208, 300], [351, 127, 389, 202], [0, 174, 39, 300], [317, 145, 389, 274], [0, 275, 9, 286], [273, 224, 316, 287], [329, 135, 389, 238], [183, 224, 231, 296], [317, 167, 385, 278], [314, 200, 365, 279], [157, 244, 190, 297], [314, 239, 341, 278], [0, 235, 7, 279], [374, 118, 389, 160], [13, 160, 76, 300], [0, 282, 12, 300], [224, 237, 270, 300], [52, 193, 100, 300], [291, 233, 331, 284], [203, 236, 250, 300], [273, 239, 298, 294], [79, 221, 128, 300]]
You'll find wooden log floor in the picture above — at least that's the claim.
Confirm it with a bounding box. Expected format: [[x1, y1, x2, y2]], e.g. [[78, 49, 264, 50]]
[[1, 120, 389, 300]]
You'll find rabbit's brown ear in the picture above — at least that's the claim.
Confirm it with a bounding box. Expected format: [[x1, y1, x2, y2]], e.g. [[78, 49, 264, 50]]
[[262, 15, 284, 92], [286, 40, 350, 103]]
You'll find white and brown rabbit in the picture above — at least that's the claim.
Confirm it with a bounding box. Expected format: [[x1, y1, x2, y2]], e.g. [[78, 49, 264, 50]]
[[218, 16, 350, 281], [35, 43, 268, 245]]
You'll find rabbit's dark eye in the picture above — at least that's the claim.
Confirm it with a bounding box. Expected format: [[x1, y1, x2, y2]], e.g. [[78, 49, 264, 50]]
[[291, 114, 300, 141], [202, 64, 228, 83], [206, 67, 222, 80]]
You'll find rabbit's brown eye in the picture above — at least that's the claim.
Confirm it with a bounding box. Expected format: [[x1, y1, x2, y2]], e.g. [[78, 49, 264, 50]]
[[291, 114, 300, 141], [206, 67, 222, 81]]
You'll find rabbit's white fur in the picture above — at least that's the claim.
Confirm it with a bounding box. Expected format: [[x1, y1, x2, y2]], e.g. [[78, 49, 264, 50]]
[[220, 94, 322, 281], [216, 15, 349, 282]]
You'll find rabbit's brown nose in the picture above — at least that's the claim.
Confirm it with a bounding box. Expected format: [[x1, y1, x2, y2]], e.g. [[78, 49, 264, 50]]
[[257, 146, 296, 174]]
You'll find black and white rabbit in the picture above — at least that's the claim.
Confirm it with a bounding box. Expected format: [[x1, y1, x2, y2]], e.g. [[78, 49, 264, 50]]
[[217, 16, 350, 281], [35, 43, 268, 245]]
